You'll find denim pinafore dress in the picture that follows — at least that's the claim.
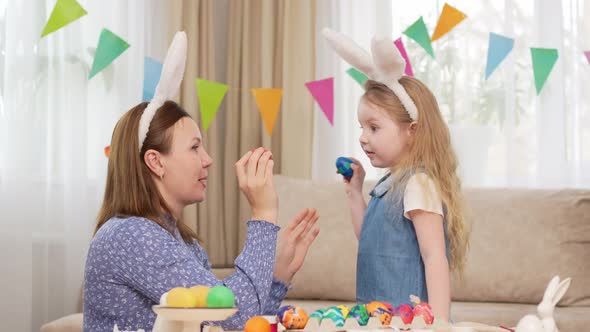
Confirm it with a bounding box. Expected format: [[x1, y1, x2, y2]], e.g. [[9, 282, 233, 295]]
[[356, 173, 449, 306]]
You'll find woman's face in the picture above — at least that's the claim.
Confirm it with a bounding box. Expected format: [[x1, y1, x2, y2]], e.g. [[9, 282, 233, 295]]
[[161, 117, 213, 205]]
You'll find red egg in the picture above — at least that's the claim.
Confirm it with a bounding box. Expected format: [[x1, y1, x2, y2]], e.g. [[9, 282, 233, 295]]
[[410, 295, 434, 324], [395, 303, 414, 324]]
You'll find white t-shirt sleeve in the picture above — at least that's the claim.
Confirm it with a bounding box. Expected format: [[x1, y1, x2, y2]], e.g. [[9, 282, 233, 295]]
[[403, 173, 443, 219]]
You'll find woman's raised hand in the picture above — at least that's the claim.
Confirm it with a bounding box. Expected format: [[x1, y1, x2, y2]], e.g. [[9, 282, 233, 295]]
[[235, 147, 278, 224], [274, 208, 320, 284]]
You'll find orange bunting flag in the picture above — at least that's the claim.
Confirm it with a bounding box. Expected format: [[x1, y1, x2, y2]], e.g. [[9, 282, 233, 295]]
[[431, 3, 467, 42], [251, 88, 283, 136]]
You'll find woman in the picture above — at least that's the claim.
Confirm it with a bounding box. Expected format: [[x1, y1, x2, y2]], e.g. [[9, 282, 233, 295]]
[[83, 32, 319, 332]]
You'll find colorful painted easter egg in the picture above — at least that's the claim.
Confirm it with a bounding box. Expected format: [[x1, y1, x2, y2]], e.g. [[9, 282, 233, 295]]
[[366, 301, 393, 325], [309, 308, 325, 322], [166, 287, 197, 308], [382, 302, 395, 314], [336, 305, 350, 318], [336, 157, 354, 179], [395, 303, 414, 324], [206, 285, 235, 308], [244, 316, 271, 332], [189, 285, 210, 308], [322, 306, 346, 327], [410, 295, 434, 324], [347, 304, 369, 326], [277, 305, 309, 329]]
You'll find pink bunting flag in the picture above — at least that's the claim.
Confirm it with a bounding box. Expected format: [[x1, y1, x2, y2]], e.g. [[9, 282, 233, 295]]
[[394, 38, 414, 76], [585, 51, 590, 65], [305, 78, 334, 126]]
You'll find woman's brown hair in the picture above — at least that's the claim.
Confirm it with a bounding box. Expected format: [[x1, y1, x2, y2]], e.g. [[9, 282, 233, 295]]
[[95, 100, 199, 243]]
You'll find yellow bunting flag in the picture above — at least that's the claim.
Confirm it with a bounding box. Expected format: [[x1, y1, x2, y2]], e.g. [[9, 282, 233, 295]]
[[431, 3, 467, 42], [251, 88, 283, 136], [41, 0, 87, 37]]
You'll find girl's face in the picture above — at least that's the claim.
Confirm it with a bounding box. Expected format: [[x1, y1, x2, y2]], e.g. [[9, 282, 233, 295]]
[[357, 98, 413, 168], [161, 117, 213, 205]]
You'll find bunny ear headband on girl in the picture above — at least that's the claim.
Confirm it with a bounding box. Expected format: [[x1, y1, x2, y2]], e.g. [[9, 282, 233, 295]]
[[322, 28, 419, 121], [138, 31, 188, 151]]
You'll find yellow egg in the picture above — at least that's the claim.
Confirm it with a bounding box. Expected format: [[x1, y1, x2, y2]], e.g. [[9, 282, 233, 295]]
[[166, 287, 198, 308], [189, 285, 210, 308]]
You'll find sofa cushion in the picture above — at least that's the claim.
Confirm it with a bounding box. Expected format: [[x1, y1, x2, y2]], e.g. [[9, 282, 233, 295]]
[[274, 175, 376, 302], [40, 313, 82, 332], [450, 301, 590, 332], [274, 176, 590, 306], [454, 188, 590, 306]]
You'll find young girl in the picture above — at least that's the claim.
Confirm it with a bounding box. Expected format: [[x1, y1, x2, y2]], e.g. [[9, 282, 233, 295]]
[[324, 29, 469, 321], [83, 32, 320, 332]]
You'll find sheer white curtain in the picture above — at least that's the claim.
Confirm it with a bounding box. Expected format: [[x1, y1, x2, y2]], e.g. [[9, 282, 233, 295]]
[[313, 0, 393, 182], [313, 0, 590, 188], [0, 1, 171, 330]]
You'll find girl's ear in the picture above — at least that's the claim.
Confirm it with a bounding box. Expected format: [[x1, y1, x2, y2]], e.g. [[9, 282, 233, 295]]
[[408, 121, 418, 137], [405, 121, 418, 146], [144, 149, 165, 178]]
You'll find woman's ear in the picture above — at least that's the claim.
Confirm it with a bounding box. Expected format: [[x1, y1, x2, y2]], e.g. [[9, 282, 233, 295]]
[[144, 149, 165, 178]]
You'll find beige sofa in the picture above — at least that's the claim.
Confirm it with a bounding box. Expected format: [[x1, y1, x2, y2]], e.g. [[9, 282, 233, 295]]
[[41, 175, 590, 332]]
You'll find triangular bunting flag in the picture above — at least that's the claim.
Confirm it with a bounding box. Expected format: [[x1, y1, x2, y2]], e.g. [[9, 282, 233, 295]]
[[346, 68, 368, 87], [430, 3, 467, 42], [485, 33, 514, 79], [394, 38, 414, 76], [530, 48, 559, 95], [584, 51, 590, 65], [403, 17, 434, 58], [89, 29, 130, 79], [305, 78, 334, 126], [143, 57, 163, 102], [195, 79, 229, 131], [41, 0, 87, 37], [251, 88, 283, 136]]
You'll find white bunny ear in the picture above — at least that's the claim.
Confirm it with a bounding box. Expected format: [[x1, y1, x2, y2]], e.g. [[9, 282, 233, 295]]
[[322, 28, 376, 77], [138, 31, 188, 151], [322, 28, 419, 121], [370, 34, 419, 121], [371, 34, 405, 83], [551, 277, 571, 306], [152, 31, 187, 103], [543, 276, 561, 303]]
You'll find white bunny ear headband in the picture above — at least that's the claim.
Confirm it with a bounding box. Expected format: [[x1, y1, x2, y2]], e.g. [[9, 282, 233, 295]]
[[322, 28, 418, 121], [138, 31, 188, 151]]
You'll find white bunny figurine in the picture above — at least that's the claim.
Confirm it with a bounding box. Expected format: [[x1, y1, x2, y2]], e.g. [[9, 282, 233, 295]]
[[515, 275, 571, 332]]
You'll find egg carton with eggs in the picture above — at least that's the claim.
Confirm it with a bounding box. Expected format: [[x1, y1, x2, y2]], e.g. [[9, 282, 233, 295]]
[[301, 315, 452, 332]]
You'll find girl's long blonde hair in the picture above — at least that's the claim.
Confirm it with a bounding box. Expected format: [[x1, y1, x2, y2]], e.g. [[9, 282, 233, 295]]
[[95, 101, 199, 244], [363, 78, 469, 272]]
